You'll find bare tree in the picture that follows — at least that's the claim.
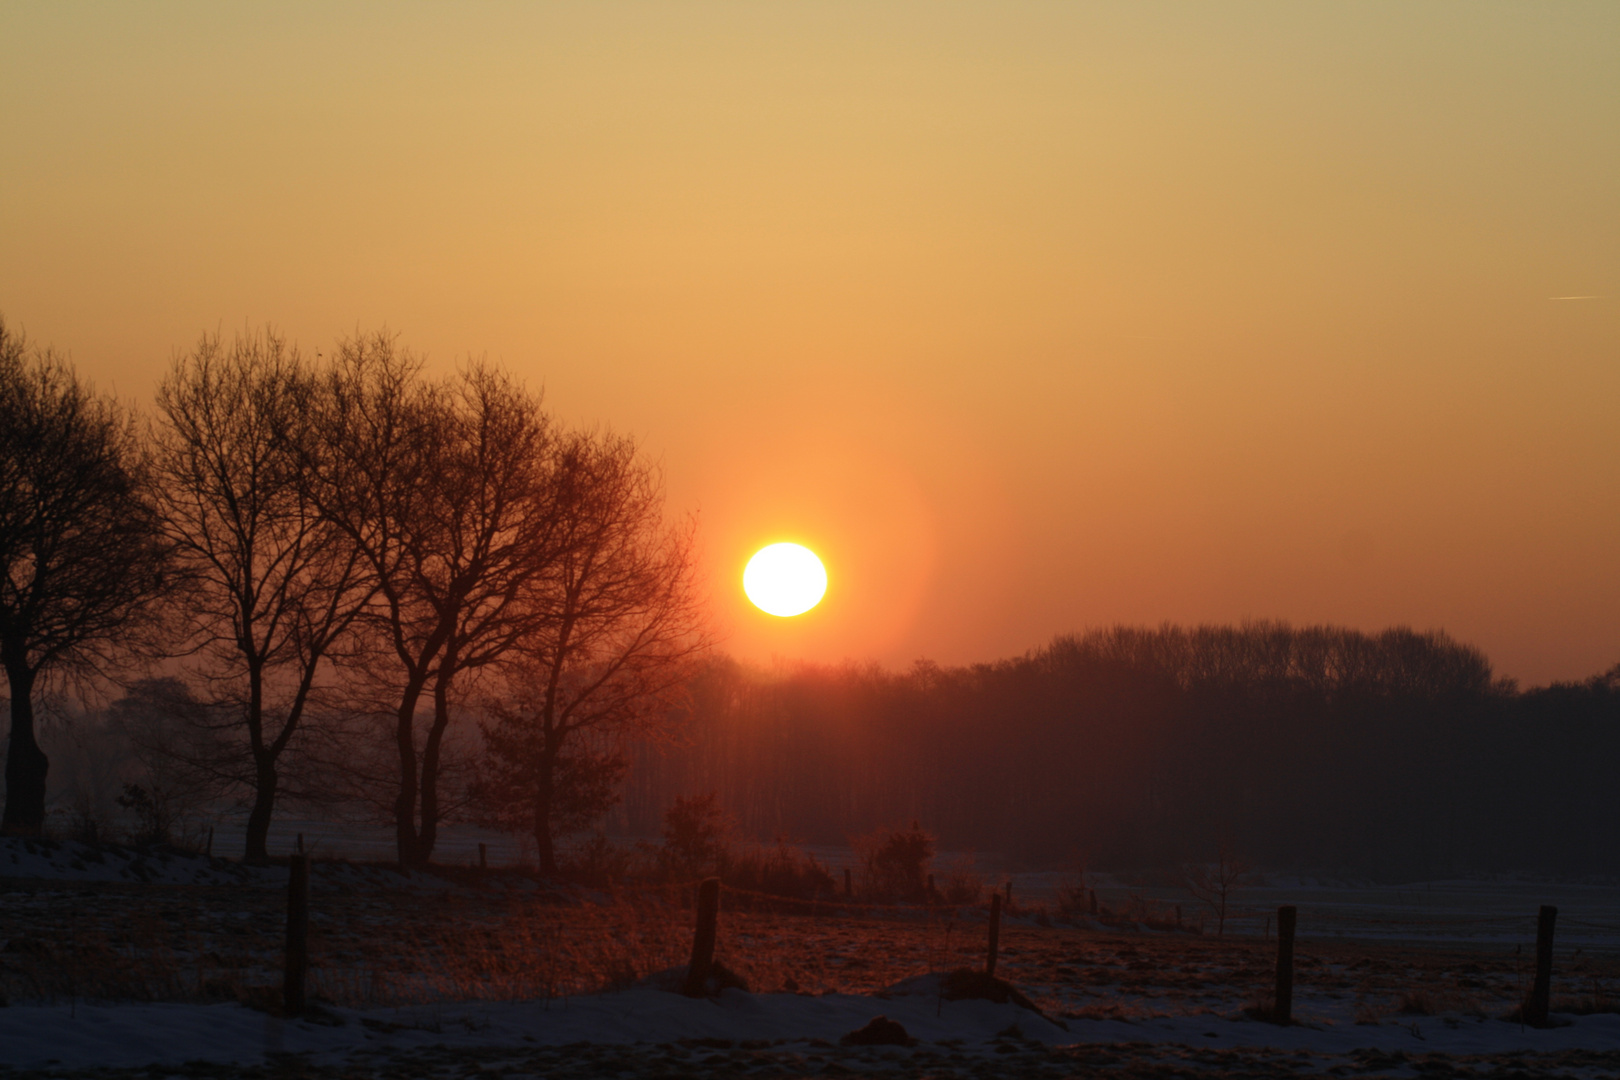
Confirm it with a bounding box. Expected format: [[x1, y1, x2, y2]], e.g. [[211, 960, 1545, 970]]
[[150, 330, 374, 861], [479, 432, 707, 875], [301, 336, 567, 866], [0, 319, 169, 834], [1180, 838, 1251, 935]]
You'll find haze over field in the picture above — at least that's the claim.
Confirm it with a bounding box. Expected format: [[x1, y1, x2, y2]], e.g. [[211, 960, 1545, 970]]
[[2, 2, 1617, 683]]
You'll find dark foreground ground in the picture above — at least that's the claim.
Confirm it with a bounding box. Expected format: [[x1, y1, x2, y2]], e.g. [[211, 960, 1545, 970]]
[[8, 1040, 1620, 1080], [3, 858, 1618, 1079]]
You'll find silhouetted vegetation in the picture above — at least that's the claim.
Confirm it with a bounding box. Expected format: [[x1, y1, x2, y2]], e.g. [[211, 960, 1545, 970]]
[[854, 821, 935, 902], [1, 318, 701, 863], [3, 313, 1619, 881], [624, 628, 1620, 878], [151, 330, 373, 862], [473, 431, 704, 875], [0, 319, 169, 834]]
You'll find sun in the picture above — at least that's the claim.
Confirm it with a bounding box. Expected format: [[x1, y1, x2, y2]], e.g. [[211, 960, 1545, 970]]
[[743, 543, 827, 617]]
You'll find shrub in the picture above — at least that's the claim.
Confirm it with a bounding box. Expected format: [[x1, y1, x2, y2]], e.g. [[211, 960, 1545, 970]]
[[854, 821, 934, 902], [938, 856, 985, 905], [1054, 862, 1090, 918], [725, 837, 837, 899], [560, 831, 637, 887], [659, 793, 733, 879], [116, 784, 175, 847]]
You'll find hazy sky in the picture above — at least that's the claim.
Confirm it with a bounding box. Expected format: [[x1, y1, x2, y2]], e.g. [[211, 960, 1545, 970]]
[[3, 3, 1617, 685]]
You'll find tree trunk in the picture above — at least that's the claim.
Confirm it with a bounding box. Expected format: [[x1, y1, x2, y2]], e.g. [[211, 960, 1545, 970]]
[[394, 678, 427, 868], [1, 652, 47, 835], [244, 755, 278, 863], [534, 741, 559, 876], [417, 666, 455, 868], [242, 656, 274, 862]]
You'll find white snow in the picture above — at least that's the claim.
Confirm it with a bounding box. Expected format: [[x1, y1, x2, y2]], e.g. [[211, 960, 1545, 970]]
[[2, 983, 1618, 1071]]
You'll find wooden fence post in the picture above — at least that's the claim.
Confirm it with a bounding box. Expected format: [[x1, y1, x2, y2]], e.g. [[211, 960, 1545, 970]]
[[986, 892, 1003, 978], [295, 832, 304, 855], [478, 842, 487, 870], [1274, 905, 1296, 1025], [682, 877, 722, 996], [284, 854, 309, 1016], [205, 826, 214, 858], [1004, 881, 1013, 908], [1525, 905, 1558, 1026], [927, 873, 935, 899]]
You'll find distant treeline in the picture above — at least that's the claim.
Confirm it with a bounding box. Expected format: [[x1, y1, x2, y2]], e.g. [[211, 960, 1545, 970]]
[[622, 624, 1620, 879]]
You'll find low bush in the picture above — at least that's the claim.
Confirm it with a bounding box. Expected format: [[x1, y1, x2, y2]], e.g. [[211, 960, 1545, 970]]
[[560, 831, 639, 887], [725, 838, 836, 900], [1054, 864, 1090, 919], [937, 856, 985, 905], [854, 821, 934, 902], [659, 793, 734, 880]]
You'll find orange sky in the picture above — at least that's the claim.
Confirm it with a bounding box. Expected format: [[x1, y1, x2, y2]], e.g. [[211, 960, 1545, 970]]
[[2, 3, 1617, 685]]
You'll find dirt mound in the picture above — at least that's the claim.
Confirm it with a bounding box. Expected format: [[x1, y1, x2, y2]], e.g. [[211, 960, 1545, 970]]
[[840, 1016, 918, 1047], [939, 968, 1038, 1010]]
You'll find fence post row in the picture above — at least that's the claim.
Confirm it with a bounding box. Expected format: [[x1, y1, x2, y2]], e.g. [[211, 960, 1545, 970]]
[[986, 891, 1003, 978], [283, 854, 309, 1017], [1273, 904, 1296, 1025], [1525, 905, 1558, 1027], [682, 877, 722, 996]]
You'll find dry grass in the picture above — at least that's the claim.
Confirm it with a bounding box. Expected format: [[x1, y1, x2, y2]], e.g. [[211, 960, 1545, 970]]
[[1391, 989, 1487, 1018], [0, 880, 996, 1009], [1555, 985, 1620, 1015], [4, 873, 1619, 1026]]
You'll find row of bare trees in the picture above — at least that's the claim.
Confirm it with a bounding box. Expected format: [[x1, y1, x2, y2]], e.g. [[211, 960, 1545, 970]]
[[0, 320, 706, 869]]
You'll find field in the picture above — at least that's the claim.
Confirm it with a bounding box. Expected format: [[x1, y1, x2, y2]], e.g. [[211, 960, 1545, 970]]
[[4, 838, 1620, 1078]]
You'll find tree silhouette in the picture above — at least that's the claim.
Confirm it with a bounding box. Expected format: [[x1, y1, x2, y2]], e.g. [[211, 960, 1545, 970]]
[[151, 330, 374, 861], [299, 335, 569, 867], [1180, 838, 1251, 935], [0, 320, 169, 834], [477, 432, 705, 875]]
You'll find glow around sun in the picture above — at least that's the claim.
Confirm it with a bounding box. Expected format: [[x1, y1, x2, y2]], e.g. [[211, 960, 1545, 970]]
[[743, 543, 827, 617]]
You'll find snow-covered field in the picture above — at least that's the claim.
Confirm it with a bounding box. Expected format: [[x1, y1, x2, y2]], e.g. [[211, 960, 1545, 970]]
[[4, 836, 1618, 1078], [4, 981, 1620, 1075]]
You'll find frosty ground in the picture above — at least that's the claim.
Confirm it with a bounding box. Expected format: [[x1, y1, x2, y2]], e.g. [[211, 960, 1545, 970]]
[[3, 838, 1619, 1078]]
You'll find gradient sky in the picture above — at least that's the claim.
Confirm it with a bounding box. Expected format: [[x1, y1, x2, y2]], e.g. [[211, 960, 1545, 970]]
[[3, 3, 1617, 685]]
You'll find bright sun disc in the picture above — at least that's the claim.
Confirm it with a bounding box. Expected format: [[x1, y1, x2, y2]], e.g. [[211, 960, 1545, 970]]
[[743, 543, 827, 617]]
